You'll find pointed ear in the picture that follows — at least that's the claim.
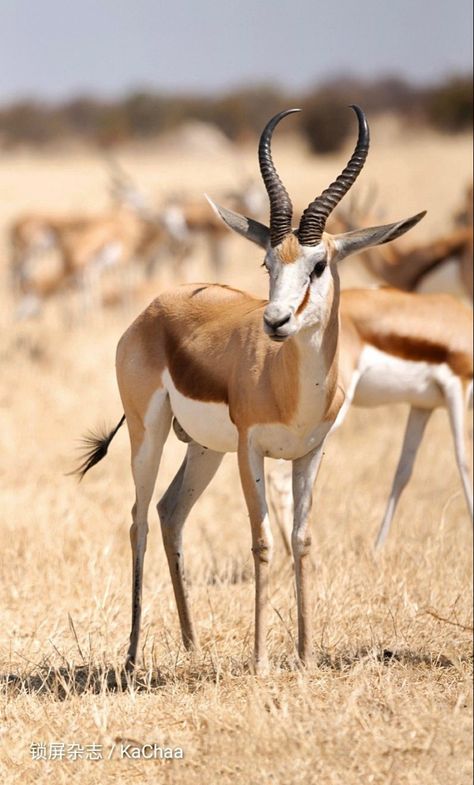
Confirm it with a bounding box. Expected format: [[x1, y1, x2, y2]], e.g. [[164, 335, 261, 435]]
[[333, 211, 427, 262], [205, 195, 270, 249]]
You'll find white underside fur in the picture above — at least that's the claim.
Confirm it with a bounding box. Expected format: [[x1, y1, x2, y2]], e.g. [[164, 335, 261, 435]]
[[161, 369, 332, 458], [352, 345, 448, 409]]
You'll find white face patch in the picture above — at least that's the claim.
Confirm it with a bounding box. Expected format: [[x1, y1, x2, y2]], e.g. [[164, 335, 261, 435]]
[[263, 240, 332, 340]]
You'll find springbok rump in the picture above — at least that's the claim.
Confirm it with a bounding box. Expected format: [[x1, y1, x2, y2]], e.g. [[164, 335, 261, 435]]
[[74, 106, 425, 672]]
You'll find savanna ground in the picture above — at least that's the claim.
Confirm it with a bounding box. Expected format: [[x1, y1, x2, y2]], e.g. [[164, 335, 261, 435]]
[[0, 120, 472, 784]]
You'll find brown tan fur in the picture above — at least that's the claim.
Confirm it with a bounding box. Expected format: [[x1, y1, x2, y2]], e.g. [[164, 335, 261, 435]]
[[295, 285, 310, 315], [278, 233, 300, 264], [116, 282, 336, 428]]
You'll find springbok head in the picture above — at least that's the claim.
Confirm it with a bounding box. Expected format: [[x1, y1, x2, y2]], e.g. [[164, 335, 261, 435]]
[[208, 107, 426, 342]]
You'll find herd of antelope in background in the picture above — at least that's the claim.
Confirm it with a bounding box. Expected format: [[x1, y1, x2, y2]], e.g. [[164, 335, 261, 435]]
[[59, 106, 473, 673], [9, 147, 473, 319], [9, 159, 268, 318]]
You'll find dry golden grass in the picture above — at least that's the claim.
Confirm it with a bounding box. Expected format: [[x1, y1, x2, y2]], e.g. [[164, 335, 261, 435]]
[[0, 123, 472, 784]]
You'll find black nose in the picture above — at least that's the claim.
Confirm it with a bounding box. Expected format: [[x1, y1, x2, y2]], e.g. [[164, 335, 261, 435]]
[[264, 313, 291, 330]]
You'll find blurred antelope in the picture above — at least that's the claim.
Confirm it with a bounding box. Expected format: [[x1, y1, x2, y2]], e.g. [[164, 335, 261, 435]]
[[11, 200, 168, 317], [74, 106, 424, 672], [336, 186, 473, 301], [107, 155, 268, 278], [10, 212, 86, 290], [161, 179, 267, 277], [105, 157, 199, 278]]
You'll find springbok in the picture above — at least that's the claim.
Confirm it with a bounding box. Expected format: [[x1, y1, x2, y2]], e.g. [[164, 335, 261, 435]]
[[75, 107, 425, 672], [161, 180, 267, 278], [106, 158, 207, 278], [106, 154, 268, 279], [10, 212, 86, 289], [266, 287, 473, 552], [336, 193, 473, 301], [12, 204, 168, 317]]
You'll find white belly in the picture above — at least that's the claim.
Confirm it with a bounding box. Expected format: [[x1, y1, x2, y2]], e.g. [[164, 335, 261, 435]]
[[162, 370, 333, 459], [353, 345, 446, 409], [162, 369, 238, 452]]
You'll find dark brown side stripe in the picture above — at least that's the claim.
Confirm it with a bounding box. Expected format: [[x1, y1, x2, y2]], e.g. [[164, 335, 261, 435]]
[[164, 327, 229, 403], [365, 331, 473, 379]]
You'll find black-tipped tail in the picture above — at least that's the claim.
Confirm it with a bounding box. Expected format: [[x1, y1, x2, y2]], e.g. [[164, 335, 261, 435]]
[[70, 415, 126, 480]]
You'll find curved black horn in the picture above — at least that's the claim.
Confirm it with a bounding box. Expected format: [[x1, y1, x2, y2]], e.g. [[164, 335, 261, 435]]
[[298, 105, 370, 246], [258, 108, 300, 247]]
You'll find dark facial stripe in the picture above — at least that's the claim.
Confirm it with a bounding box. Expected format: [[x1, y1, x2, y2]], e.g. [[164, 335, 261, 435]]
[[296, 285, 310, 316]]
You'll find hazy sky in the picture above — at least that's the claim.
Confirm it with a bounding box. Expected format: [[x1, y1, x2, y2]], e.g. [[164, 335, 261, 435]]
[[0, 0, 472, 102]]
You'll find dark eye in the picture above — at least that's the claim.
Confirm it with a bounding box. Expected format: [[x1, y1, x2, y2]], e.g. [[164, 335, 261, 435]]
[[311, 260, 326, 278]]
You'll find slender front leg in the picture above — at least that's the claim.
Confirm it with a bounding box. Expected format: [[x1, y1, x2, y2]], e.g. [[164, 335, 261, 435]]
[[238, 437, 272, 674], [267, 391, 353, 557], [292, 441, 326, 664], [158, 442, 224, 650], [374, 406, 432, 549]]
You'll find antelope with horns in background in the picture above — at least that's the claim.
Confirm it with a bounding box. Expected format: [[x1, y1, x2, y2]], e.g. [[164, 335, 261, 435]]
[[266, 287, 473, 553], [159, 180, 267, 279], [335, 190, 473, 301], [75, 106, 425, 673]]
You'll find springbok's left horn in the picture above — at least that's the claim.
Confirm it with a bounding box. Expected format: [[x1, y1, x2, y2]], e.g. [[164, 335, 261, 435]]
[[298, 105, 370, 247]]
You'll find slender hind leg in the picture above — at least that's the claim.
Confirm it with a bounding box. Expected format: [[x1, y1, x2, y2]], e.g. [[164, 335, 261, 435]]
[[374, 406, 432, 549], [126, 390, 172, 670], [443, 377, 473, 520], [158, 442, 223, 650], [267, 461, 293, 556]]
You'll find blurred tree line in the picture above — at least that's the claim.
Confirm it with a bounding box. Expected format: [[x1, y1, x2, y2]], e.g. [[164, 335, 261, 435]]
[[0, 74, 471, 152]]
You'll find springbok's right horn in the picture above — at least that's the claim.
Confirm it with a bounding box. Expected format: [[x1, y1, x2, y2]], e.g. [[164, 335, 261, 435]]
[[258, 109, 301, 247]]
